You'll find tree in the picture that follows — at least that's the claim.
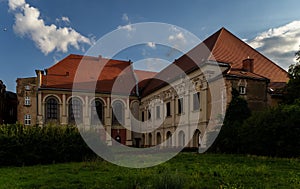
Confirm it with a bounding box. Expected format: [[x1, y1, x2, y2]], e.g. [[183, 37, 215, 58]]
[[0, 80, 6, 124], [209, 88, 251, 153], [283, 49, 300, 104], [239, 101, 300, 157]]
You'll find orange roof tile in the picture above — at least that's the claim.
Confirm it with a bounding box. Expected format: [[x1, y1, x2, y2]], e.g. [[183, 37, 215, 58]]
[[42, 54, 137, 94], [141, 27, 289, 96], [41, 28, 289, 97], [208, 28, 288, 83], [134, 70, 157, 90]]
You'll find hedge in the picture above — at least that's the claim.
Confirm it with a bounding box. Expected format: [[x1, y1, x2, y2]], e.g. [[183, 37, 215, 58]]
[[0, 124, 100, 166]]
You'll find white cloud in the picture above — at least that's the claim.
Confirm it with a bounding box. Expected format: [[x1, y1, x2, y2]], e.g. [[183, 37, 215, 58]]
[[8, 0, 25, 10], [247, 21, 300, 70], [8, 0, 92, 55], [168, 32, 187, 49], [122, 13, 129, 22], [146, 42, 156, 49], [56, 16, 70, 24], [117, 24, 135, 32], [135, 58, 170, 72], [61, 16, 70, 23], [117, 13, 136, 33], [168, 32, 186, 43]]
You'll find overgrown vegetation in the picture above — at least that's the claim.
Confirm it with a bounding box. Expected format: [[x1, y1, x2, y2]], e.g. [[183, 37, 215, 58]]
[[210, 88, 251, 154], [0, 153, 299, 188], [239, 101, 300, 157], [0, 124, 98, 166], [211, 52, 300, 157]]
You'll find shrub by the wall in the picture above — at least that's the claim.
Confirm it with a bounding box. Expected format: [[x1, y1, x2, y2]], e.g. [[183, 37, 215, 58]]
[[0, 124, 100, 166], [239, 102, 300, 157]]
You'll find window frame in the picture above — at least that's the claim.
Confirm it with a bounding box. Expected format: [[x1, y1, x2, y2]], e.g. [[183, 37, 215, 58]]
[[148, 109, 151, 121], [156, 106, 161, 119], [68, 98, 83, 124], [239, 86, 246, 95], [91, 99, 104, 125], [166, 102, 171, 117], [112, 100, 124, 125], [141, 111, 145, 122], [45, 97, 59, 122], [24, 96, 31, 106], [24, 114, 31, 125], [177, 98, 183, 114], [193, 92, 200, 111]]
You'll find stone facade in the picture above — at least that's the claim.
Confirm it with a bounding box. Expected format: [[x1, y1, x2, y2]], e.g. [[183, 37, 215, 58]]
[[16, 77, 37, 125], [16, 28, 289, 149]]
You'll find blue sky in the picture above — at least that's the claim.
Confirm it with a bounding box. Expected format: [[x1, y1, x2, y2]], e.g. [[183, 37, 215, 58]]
[[1, 0, 300, 91]]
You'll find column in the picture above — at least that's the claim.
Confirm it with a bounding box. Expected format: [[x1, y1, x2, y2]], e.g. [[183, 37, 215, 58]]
[[61, 94, 67, 125], [126, 98, 132, 146], [37, 92, 43, 126], [106, 97, 112, 145], [84, 96, 89, 127]]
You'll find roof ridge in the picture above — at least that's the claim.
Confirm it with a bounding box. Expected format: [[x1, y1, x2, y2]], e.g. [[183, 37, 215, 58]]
[[215, 28, 288, 75], [45, 54, 79, 71], [228, 68, 269, 80], [208, 27, 226, 60], [134, 69, 158, 74]]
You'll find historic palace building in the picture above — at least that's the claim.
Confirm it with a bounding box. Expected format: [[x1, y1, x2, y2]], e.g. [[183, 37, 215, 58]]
[[16, 28, 289, 148]]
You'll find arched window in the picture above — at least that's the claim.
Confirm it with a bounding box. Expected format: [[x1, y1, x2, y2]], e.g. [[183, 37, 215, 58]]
[[112, 100, 124, 125], [156, 132, 161, 145], [68, 98, 83, 124], [166, 131, 172, 147], [193, 129, 201, 148], [45, 97, 59, 123], [91, 99, 104, 125], [178, 131, 185, 147], [148, 133, 152, 146], [142, 134, 146, 147]]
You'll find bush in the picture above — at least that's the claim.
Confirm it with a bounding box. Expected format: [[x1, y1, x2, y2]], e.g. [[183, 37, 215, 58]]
[[209, 88, 251, 153], [0, 124, 100, 166], [239, 102, 300, 157]]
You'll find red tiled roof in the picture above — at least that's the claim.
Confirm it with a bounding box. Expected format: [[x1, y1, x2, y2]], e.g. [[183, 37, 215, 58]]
[[41, 28, 289, 97], [42, 54, 137, 94], [226, 68, 268, 80], [141, 27, 289, 96], [208, 28, 288, 82], [134, 70, 157, 89]]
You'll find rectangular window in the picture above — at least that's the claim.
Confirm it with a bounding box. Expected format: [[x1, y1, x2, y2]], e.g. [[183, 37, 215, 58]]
[[24, 96, 31, 106], [178, 98, 183, 114], [156, 106, 161, 119], [142, 111, 145, 122], [166, 102, 171, 117], [148, 109, 151, 120], [24, 114, 31, 125], [193, 92, 200, 111], [239, 86, 246, 95]]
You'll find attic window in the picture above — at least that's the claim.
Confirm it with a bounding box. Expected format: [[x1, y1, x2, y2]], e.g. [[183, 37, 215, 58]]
[[25, 85, 30, 90], [239, 86, 246, 95]]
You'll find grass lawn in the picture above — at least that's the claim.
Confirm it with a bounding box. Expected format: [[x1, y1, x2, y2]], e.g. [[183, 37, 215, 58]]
[[0, 153, 299, 189]]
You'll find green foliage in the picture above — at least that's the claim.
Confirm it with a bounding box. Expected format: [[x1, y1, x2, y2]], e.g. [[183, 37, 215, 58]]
[[240, 102, 300, 157], [0, 124, 98, 166], [210, 88, 251, 153], [284, 62, 300, 104]]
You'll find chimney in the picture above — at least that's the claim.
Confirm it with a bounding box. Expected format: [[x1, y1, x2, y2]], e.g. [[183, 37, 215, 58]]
[[242, 58, 254, 72], [35, 70, 44, 88]]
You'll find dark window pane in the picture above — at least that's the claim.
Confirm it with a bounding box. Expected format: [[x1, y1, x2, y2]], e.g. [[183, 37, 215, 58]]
[[166, 102, 171, 117], [193, 92, 200, 111]]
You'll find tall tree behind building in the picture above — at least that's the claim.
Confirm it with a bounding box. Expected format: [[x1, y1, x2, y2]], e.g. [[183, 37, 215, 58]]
[[283, 48, 300, 104]]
